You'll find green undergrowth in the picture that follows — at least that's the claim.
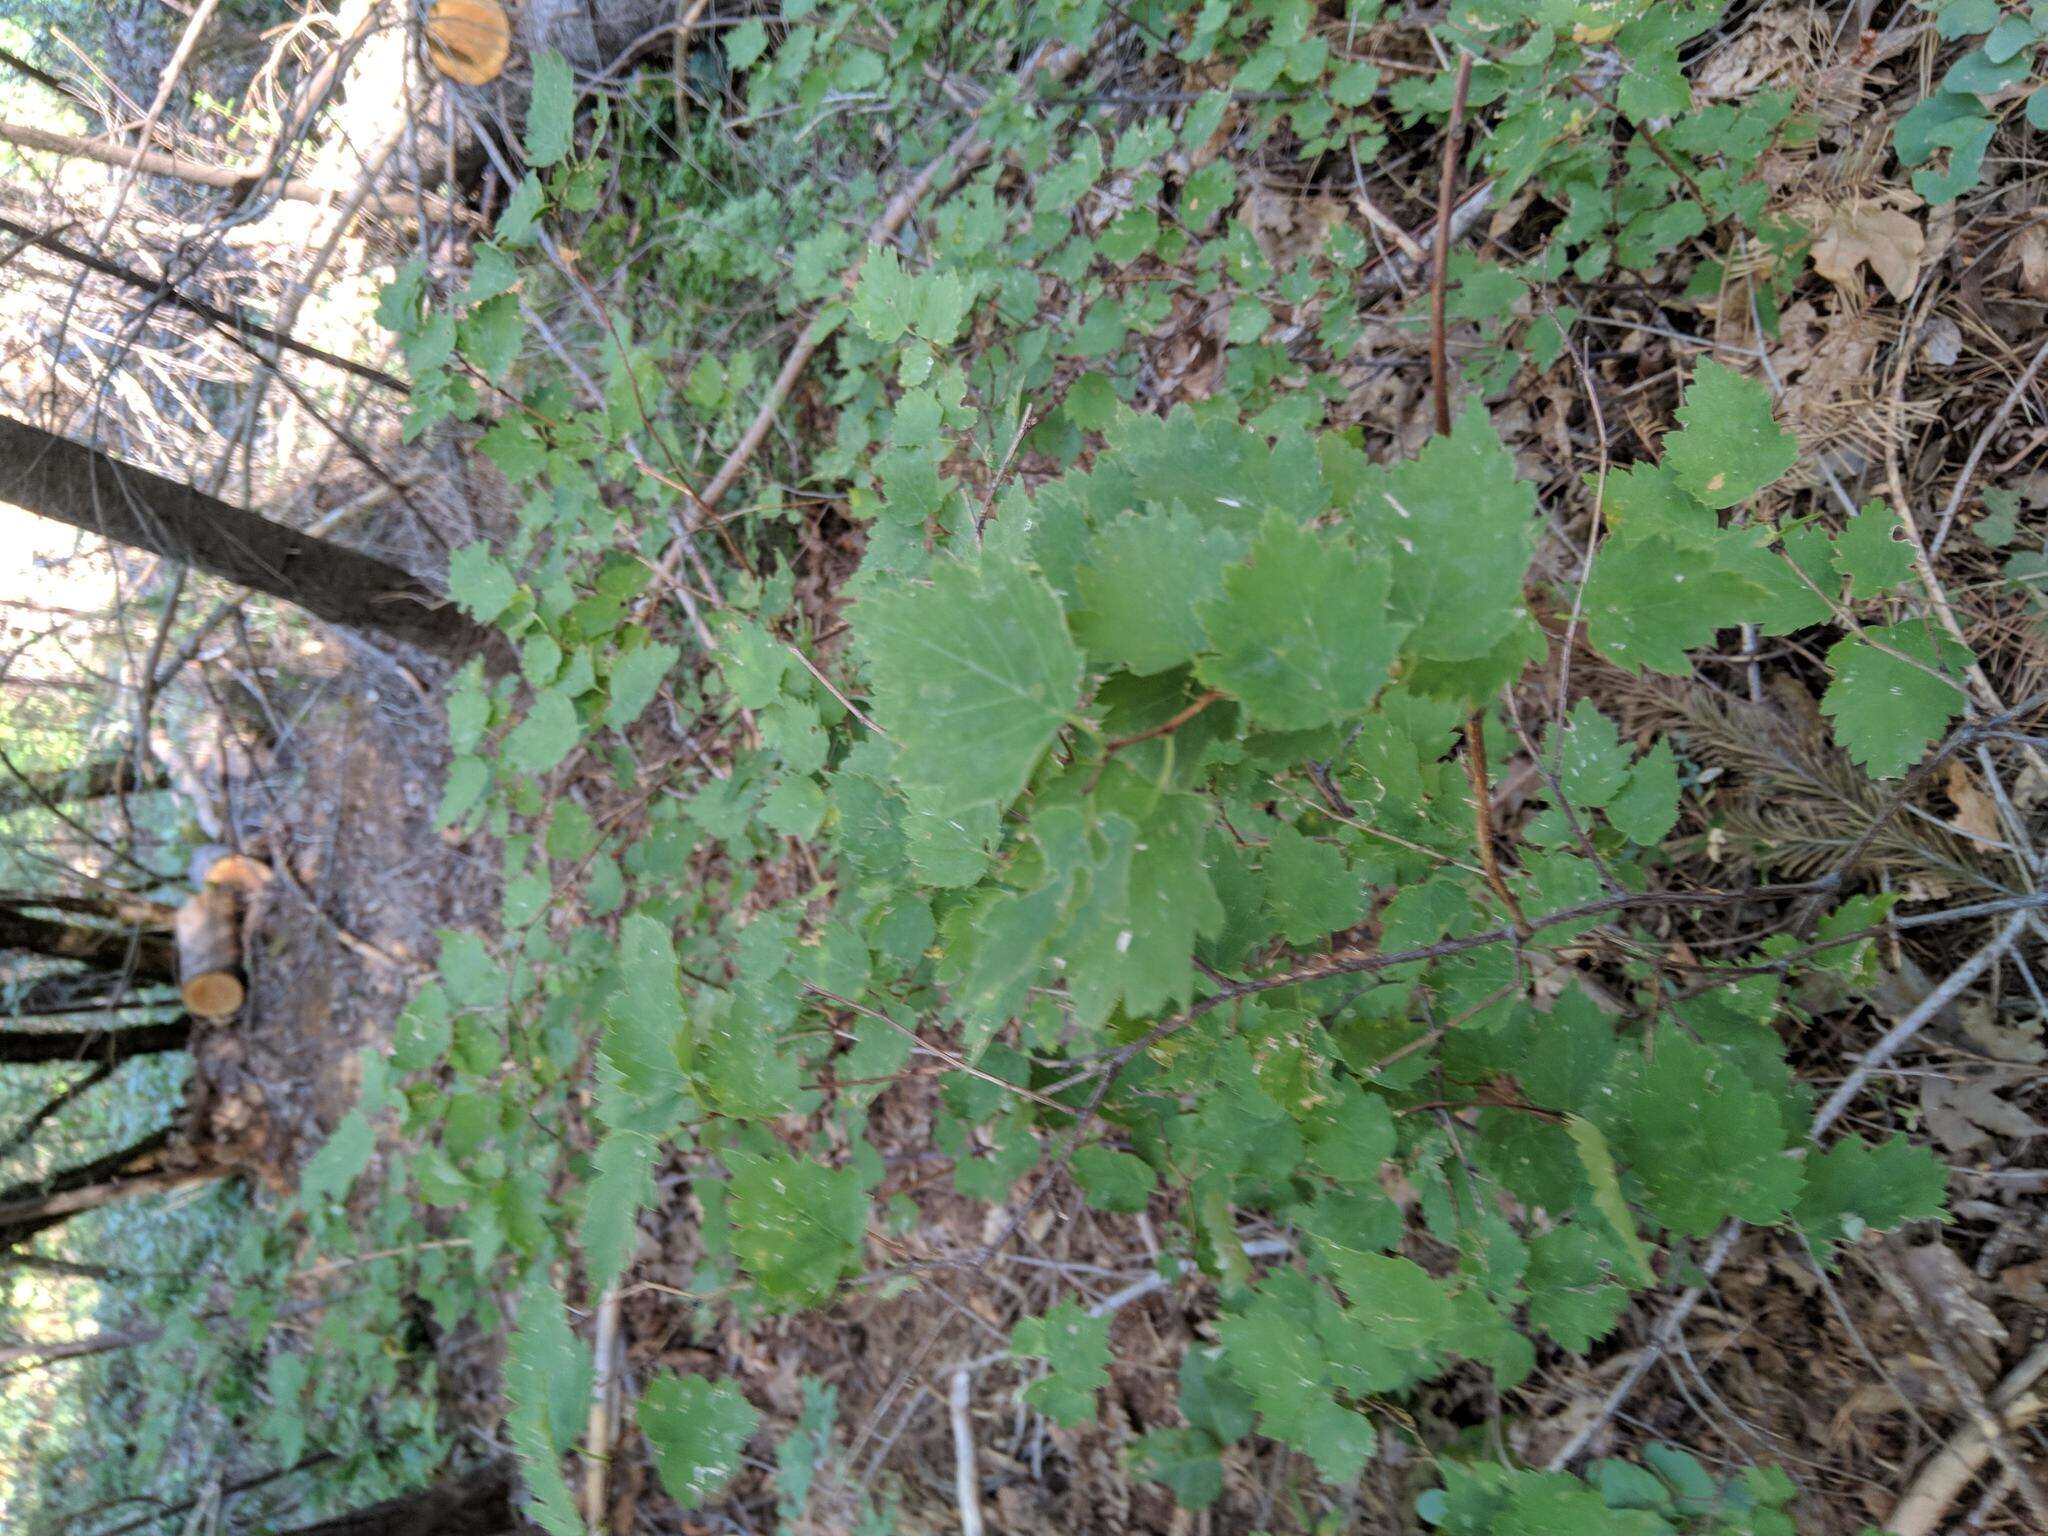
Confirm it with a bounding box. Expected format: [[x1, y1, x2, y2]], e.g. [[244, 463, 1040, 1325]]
[[225, 2, 2013, 1530]]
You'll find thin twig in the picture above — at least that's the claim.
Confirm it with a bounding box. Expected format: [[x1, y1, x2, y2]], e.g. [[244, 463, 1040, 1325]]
[[949, 1370, 983, 1536]]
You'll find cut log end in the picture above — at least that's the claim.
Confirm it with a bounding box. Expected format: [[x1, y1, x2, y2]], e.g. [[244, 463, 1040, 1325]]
[[181, 970, 246, 1020], [175, 885, 244, 1021]]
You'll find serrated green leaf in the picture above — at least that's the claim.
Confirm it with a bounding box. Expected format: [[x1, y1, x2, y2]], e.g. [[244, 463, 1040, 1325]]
[[506, 1278, 592, 1536], [1552, 700, 1632, 809], [1604, 738, 1681, 845], [1062, 782, 1223, 1019], [639, 1374, 759, 1509], [1564, 1116, 1656, 1286], [857, 558, 1083, 814], [448, 541, 518, 623], [1609, 1032, 1803, 1237], [525, 50, 575, 168], [459, 293, 523, 382], [604, 914, 687, 1107], [1340, 404, 1539, 664], [1179, 1343, 1256, 1443], [1262, 822, 1361, 944], [1583, 533, 1765, 676], [1525, 1224, 1631, 1352], [1307, 1083, 1397, 1186], [1796, 1134, 1949, 1253], [1197, 515, 1404, 729], [1129, 1428, 1224, 1508], [1072, 1145, 1156, 1213], [850, 246, 918, 343], [1832, 500, 1917, 599], [580, 1120, 655, 1292], [1661, 360, 1798, 509], [1070, 508, 1238, 676], [1012, 1300, 1110, 1426], [1819, 621, 1972, 777], [504, 689, 580, 775], [299, 1110, 372, 1207], [727, 1151, 867, 1307], [607, 642, 678, 731], [1216, 1273, 1374, 1485]]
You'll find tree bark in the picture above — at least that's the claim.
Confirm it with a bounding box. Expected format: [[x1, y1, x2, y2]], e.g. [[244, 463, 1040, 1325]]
[[0, 905, 175, 980], [0, 416, 499, 662], [271, 1463, 532, 1536], [0, 753, 164, 814], [0, 1017, 190, 1065], [0, 1126, 224, 1250]]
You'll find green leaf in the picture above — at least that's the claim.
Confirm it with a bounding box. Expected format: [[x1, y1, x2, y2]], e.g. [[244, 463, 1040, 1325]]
[[857, 557, 1083, 814], [1129, 1428, 1224, 1508], [504, 690, 580, 775], [1552, 700, 1632, 810], [448, 541, 518, 623], [1564, 1116, 1656, 1286], [604, 914, 688, 1107], [639, 1374, 759, 1509], [497, 173, 544, 244], [1197, 515, 1404, 730], [581, 1118, 656, 1291], [1604, 739, 1681, 845], [1831, 500, 1917, 599], [727, 1151, 867, 1307], [1976, 487, 2024, 548], [850, 246, 918, 343], [1609, 1031, 1803, 1238], [1526, 1225, 1631, 1351], [1072, 1145, 1156, 1213], [506, 1278, 592, 1536], [724, 17, 769, 69], [1070, 508, 1238, 676], [459, 293, 523, 382], [1262, 822, 1362, 944], [1342, 405, 1538, 664], [298, 1110, 372, 1207], [525, 50, 575, 168], [1061, 782, 1223, 1018], [1217, 1274, 1375, 1485], [1011, 1300, 1111, 1426], [1179, 1342, 1255, 1442], [607, 642, 679, 731], [1819, 622, 1972, 777], [1661, 359, 1798, 509], [1796, 1134, 1949, 1252], [1582, 533, 1764, 676]]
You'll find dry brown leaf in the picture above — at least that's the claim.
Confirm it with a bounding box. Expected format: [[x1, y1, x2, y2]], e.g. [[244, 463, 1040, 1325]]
[[427, 0, 512, 86], [1943, 759, 2004, 844], [1810, 199, 1925, 302], [1918, 314, 1962, 367], [1923, 1071, 2048, 1154], [1243, 185, 1345, 271], [1958, 1002, 2045, 1064], [2013, 224, 2048, 301]]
